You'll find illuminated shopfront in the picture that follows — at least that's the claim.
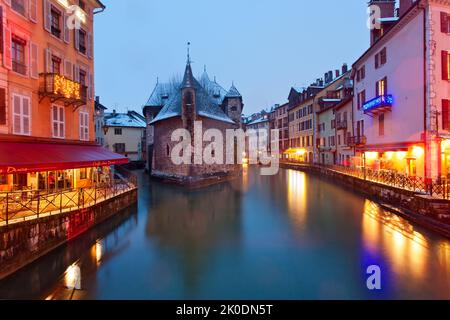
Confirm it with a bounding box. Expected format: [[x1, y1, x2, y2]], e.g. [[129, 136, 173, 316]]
[[284, 148, 307, 162], [442, 139, 450, 179], [0, 142, 128, 192], [361, 144, 425, 177]]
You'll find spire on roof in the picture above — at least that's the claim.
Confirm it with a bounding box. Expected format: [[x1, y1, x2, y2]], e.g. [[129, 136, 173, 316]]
[[226, 83, 241, 98], [181, 43, 196, 89]]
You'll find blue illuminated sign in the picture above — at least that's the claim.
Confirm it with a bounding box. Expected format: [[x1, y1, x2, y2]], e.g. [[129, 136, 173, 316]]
[[363, 95, 394, 113]]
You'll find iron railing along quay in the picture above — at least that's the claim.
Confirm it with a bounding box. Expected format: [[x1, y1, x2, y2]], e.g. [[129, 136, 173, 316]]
[[282, 161, 450, 200], [0, 168, 138, 227]]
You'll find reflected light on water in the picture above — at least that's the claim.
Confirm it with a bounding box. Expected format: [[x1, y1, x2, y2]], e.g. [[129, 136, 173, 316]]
[[287, 170, 307, 226], [362, 200, 429, 280], [90, 240, 104, 267], [64, 263, 81, 290]]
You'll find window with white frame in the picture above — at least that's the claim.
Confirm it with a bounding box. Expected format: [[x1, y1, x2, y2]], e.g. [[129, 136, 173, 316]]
[[12, 94, 31, 135], [79, 111, 89, 140], [52, 105, 65, 138]]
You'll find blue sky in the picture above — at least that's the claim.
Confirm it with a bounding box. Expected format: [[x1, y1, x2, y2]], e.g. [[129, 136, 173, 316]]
[[94, 0, 370, 115]]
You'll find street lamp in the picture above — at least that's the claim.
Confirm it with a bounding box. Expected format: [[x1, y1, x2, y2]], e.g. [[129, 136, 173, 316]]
[[102, 125, 109, 136]]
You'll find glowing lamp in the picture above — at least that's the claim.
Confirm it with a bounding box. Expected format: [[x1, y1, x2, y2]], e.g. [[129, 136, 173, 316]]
[[365, 152, 379, 160], [412, 146, 424, 158]]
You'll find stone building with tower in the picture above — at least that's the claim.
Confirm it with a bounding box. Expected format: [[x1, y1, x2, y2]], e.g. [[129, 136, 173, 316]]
[[143, 60, 244, 185]]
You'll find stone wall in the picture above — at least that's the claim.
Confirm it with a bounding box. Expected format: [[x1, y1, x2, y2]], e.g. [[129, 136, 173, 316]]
[[153, 116, 241, 185], [0, 189, 138, 280]]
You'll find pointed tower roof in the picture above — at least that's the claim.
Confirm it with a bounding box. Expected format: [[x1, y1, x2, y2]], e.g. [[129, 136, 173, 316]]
[[225, 83, 241, 98], [181, 61, 196, 89]]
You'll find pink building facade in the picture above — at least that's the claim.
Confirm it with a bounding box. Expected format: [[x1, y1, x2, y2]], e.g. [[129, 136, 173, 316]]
[[352, 0, 450, 181]]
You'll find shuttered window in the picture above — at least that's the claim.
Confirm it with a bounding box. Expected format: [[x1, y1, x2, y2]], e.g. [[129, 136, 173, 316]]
[[79, 111, 89, 141], [52, 105, 65, 138], [0, 88, 6, 125], [443, 51, 450, 80], [443, 100, 449, 131], [12, 94, 31, 136], [441, 12, 450, 34]]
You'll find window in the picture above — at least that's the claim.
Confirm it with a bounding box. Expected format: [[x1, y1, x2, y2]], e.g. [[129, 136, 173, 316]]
[[79, 0, 86, 11], [80, 168, 87, 180], [443, 100, 449, 131], [0, 174, 7, 185], [357, 66, 366, 82], [52, 105, 65, 138], [12, 36, 27, 75], [11, 0, 26, 16], [379, 113, 385, 136], [79, 112, 89, 140], [114, 143, 126, 154], [12, 94, 31, 135], [442, 51, 450, 80], [0, 88, 6, 126], [357, 90, 366, 110], [441, 12, 450, 34], [376, 77, 388, 96], [114, 128, 122, 135], [50, 6, 62, 38], [51, 55, 61, 74], [166, 144, 170, 157], [78, 29, 87, 54], [375, 48, 387, 69], [230, 106, 237, 112]]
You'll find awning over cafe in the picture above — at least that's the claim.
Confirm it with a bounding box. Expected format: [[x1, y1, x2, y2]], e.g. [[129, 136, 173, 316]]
[[0, 142, 129, 174]]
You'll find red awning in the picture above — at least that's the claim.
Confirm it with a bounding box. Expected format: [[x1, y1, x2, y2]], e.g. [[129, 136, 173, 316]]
[[0, 142, 129, 174]]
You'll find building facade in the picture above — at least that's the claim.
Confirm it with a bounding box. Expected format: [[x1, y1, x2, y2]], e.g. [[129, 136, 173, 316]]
[[0, 1, 128, 195], [316, 66, 352, 165], [104, 110, 146, 162], [287, 85, 323, 162], [352, 0, 450, 180], [146, 61, 243, 184], [94, 95, 106, 146], [273, 103, 289, 157]]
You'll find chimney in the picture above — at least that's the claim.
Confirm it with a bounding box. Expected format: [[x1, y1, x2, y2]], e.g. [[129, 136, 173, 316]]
[[335, 70, 340, 78], [95, 96, 100, 104], [399, 0, 415, 17], [324, 72, 329, 84], [342, 63, 348, 74], [113, 109, 116, 115], [368, 0, 396, 45], [328, 71, 333, 83], [319, 79, 324, 87]]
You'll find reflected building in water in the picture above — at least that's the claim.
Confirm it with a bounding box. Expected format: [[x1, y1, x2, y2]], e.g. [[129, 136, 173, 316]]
[[146, 179, 243, 293]]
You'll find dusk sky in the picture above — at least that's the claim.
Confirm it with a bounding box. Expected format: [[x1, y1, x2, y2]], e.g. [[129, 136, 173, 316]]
[[94, 0, 370, 115]]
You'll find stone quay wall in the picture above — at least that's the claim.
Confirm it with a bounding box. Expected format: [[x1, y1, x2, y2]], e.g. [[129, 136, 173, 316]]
[[0, 188, 138, 280]]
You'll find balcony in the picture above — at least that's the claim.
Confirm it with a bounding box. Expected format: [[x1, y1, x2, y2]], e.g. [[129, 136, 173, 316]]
[[39, 73, 87, 108], [363, 94, 393, 115], [336, 120, 348, 130], [348, 136, 367, 147]]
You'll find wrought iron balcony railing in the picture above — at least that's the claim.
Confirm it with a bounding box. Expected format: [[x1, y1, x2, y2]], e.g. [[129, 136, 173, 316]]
[[347, 136, 367, 147], [39, 73, 87, 108], [336, 120, 348, 130]]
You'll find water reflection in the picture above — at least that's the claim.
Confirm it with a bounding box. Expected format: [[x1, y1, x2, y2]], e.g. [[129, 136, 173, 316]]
[[146, 181, 243, 295], [362, 200, 450, 290], [1, 168, 449, 299], [287, 170, 307, 226]]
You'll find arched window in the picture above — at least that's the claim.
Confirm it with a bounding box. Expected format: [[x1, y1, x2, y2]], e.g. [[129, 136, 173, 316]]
[[166, 144, 170, 157]]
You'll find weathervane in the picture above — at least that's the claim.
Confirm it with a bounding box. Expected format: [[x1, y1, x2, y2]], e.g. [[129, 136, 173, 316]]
[[187, 42, 191, 64]]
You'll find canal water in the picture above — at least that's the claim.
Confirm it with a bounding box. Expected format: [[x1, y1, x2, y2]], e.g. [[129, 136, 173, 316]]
[[0, 167, 449, 300]]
